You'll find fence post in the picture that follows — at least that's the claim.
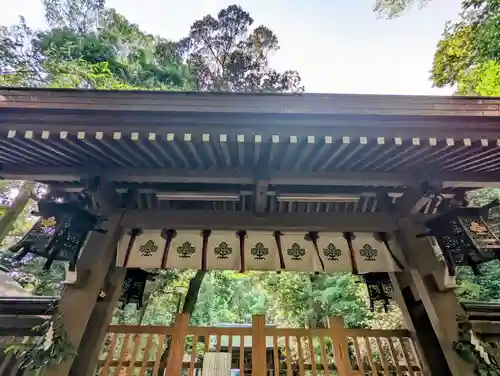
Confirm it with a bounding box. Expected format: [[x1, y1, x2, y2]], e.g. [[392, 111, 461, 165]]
[[165, 313, 190, 376], [252, 315, 267, 376], [328, 316, 351, 376]]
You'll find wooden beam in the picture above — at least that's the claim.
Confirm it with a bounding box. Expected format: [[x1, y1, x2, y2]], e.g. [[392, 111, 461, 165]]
[[1, 88, 499, 119], [395, 219, 475, 376], [379, 187, 433, 216], [41, 212, 124, 376], [394, 189, 432, 215], [41, 184, 123, 376], [253, 180, 269, 213], [70, 268, 126, 376], [1, 166, 498, 189], [120, 210, 430, 232], [68, 184, 133, 376]]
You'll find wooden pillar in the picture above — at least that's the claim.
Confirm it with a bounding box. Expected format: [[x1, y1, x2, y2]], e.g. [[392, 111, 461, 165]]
[[394, 218, 475, 376], [327, 317, 350, 376], [165, 313, 190, 376], [69, 267, 126, 376], [252, 315, 267, 376], [388, 272, 432, 376], [41, 184, 124, 376]]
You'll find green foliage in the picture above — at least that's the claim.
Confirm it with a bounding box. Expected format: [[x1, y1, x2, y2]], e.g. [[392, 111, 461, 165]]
[[43, 0, 105, 33], [119, 269, 398, 330], [457, 61, 500, 96], [373, 0, 430, 18], [178, 5, 302, 92], [430, 22, 477, 89], [376, 0, 500, 95], [0, 1, 192, 90], [430, 0, 500, 94], [6, 313, 77, 371], [261, 272, 375, 328], [453, 188, 500, 302], [454, 314, 500, 375]]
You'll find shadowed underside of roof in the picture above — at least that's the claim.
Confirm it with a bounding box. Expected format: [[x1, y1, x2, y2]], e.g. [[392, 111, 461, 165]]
[[1, 88, 500, 213]]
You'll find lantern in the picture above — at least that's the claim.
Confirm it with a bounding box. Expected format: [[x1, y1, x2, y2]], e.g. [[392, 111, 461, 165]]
[[362, 272, 393, 312], [120, 268, 156, 310], [418, 199, 500, 276], [9, 197, 107, 272]]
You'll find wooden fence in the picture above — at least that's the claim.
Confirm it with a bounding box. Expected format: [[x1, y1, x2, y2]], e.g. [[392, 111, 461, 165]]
[[97, 314, 427, 376]]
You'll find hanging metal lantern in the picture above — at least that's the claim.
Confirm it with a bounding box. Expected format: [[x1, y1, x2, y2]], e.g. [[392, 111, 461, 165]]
[[362, 272, 393, 312], [9, 197, 107, 272], [418, 199, 500, 276], [120, 268, 156, 310]]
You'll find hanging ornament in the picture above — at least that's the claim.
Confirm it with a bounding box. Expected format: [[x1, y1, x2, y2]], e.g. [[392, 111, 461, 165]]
[[119, 268, 156, 309], [418, 199, 500, 276], [9, 196, 108, 272], [362, 272, 393, 312]]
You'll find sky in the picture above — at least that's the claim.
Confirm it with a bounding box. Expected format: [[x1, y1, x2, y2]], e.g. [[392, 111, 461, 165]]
[[1, 0, 462, 95]]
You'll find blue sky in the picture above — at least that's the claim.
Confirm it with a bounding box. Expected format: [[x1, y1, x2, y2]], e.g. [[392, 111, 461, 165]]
[[1, 0, 461, 95]]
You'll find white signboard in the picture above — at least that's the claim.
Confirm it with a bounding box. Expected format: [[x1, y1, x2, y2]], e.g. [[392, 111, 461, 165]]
[[202, 352, 232, 376]]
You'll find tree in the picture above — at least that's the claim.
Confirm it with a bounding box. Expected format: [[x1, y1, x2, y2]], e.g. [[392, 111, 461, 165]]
[[42, 0, 105, 34], [178, 5, 303, 92], [0, 0, 193, 90], [377, 0, 500, 96], [430, 21, 477, 89], [373, 0, 430, 18], [261, 272, 375, 329]]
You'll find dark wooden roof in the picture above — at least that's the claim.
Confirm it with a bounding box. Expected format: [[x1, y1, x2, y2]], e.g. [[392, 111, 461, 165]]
[[1, 88, 500, 214]]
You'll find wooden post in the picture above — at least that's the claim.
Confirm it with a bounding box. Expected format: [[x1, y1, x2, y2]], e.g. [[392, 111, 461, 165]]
[[165, 313, 190, 376], [69, 267, 126, 376], [394, 219, 475, 376], [41, 209, 124, 376], [388, 272, 432, 376], [327, 317, 350, 376], [252, 315, 267, 376]]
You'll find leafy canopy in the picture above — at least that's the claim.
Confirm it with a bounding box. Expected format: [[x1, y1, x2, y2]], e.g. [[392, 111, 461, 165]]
[[373, 0, 430, 18], [178, 5, 303, 92]]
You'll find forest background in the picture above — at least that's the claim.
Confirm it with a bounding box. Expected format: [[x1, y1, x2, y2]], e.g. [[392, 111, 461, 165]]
[[1, 0, 500, 330]]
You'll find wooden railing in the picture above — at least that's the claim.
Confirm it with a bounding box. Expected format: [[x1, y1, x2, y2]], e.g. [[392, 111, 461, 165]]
[[97, 315, 427, 376]]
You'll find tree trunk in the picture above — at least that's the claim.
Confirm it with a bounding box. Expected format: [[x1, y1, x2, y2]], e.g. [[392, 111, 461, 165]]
[[158, 270, 207, 375], [137, 291, 152, 325], [0, 181, 34, 246], [306, 273, 326, 329]]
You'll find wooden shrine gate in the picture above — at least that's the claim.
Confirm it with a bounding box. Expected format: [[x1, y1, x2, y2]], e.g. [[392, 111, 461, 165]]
[[5, 88, 499, 376], [97, 314, 426, 376]]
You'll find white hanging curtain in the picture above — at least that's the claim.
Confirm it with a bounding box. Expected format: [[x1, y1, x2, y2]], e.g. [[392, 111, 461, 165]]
[[118, 230, 166, 268], [165, 230, 204, 270], [351, 233, 401, 273], [116, 229, 401, 273], [244, 232, 282, 271], [205, 231, 241, 271], [316, 233, 353, 273], [279, 232, 323, 272]]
